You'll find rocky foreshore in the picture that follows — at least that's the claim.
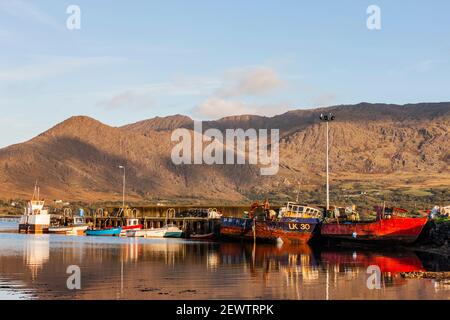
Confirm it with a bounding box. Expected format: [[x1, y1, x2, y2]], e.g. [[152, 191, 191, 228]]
[[400, 271, 450, 279], [411, 220, 450, 256]]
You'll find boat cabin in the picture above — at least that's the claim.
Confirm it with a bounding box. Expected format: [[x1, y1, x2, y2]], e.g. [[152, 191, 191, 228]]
[[73, 216, 86, 225], [25, 200, 48, 215], [280, 202, 323, 219], [125, 218, 139, 227]]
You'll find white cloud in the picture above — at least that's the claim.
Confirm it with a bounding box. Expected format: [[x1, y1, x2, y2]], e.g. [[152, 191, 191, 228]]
[[0, 0, 62, 30], [193, 97, 290, 119], [218, 66, 283, 97], [192, 66, 290, 119], [98, 77, 220, 109], [312, 93, 337, 108], [0, 56, 124, 82], [98, 90, 154, 110]]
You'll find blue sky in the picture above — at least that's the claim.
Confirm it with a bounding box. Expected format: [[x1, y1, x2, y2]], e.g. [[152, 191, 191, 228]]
[[0, 0, 449, 147]]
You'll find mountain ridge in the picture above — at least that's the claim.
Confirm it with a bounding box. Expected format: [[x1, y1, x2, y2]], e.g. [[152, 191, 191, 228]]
[[0, 102, 448, 203]]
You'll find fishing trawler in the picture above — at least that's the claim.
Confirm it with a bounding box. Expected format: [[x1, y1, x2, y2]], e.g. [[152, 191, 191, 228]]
[[321, 206, 428, 244], [18, 184, 50, 234], [219, 201, 272, 242], [220, 201, 322, 244], [267, 202, 323, 244]]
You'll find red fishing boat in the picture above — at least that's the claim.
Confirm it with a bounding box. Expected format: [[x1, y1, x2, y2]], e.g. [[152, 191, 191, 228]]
[[220, 201, 322, 244], [266, 202, 322, 244], [321, 206, 428, 244]]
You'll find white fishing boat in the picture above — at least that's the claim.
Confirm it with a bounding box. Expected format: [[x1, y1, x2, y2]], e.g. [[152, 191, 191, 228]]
[[126, 224, 183, 238], [48, 216, 89, 235], [119, 218, 143, 236], [19, 184, 50, 234]]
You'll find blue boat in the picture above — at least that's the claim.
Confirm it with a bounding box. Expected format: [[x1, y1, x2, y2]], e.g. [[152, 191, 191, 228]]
[[86, 227, 122, 236]]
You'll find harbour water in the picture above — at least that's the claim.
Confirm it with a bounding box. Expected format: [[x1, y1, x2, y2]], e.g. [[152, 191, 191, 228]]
[[0, 219, 448, 300]]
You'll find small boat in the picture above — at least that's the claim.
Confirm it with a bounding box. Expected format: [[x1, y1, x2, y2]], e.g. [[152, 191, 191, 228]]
[[126, 224, 183, 238], [321, 206, 428, 244], [189, 232, 216, 241], [86, 227, 122, 237], [19, 184, 50, 234], [48, 216, 89, 236], [120, 218, 143, 236]]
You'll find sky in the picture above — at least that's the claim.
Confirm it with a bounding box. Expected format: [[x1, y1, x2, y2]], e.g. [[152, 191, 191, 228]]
[[0, 0, 449, 147]]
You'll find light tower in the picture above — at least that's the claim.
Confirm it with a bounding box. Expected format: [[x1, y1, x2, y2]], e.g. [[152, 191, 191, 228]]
[[118, 165, 126, 210], [319, 113, 335, 211]]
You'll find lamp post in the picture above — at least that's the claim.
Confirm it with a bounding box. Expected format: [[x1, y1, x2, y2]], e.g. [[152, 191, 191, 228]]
[[118, 165, 126, 210], [319, 113, 335, 211]]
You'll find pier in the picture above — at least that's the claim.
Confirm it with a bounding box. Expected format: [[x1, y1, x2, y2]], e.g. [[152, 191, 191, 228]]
[[50, 205, 280, 237]]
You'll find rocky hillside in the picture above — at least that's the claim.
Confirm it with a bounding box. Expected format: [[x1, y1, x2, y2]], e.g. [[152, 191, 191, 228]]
[[0, 102, 448, 204]]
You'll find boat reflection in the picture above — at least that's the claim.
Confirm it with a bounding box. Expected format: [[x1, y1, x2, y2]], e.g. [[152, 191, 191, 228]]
[[23, 235, 50, 279], [319, 249, 425, 288], [0, 233, 443, 299]]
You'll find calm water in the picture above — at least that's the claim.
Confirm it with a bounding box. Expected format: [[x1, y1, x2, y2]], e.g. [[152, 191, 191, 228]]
[[0, 219, 449, 300]]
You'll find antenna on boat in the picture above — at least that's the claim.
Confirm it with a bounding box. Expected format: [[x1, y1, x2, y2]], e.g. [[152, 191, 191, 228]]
[[32, 180, 38, 200], [296, 181, 301, 203]]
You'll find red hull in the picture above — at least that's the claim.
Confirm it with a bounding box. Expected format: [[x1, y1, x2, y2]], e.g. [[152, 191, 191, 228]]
[[321, 217, 428, 244]]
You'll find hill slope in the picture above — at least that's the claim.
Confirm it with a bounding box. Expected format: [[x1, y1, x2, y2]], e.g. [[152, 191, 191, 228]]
[[0, 103, 448, 204]]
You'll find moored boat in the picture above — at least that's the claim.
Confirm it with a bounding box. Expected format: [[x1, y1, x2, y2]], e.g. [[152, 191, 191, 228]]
[[126, 224, 183, 238], [86, 227, 122, 236], [321, 206, 428, 244], [189, 232, 216, 241], [220, 201, 322, 244], [267, 202, 323, 244], [120, 218, 143, 236], [19, 184, 50, 234], [48, 216, 89, 235]]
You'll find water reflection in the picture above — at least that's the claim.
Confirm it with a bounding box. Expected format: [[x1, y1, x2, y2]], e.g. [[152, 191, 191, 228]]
[[24, 236, 50, 279], [0, 229, 448, 300]]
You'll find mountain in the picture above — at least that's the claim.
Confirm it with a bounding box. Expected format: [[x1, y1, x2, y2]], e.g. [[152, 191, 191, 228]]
[[0, 102, 449, 204]]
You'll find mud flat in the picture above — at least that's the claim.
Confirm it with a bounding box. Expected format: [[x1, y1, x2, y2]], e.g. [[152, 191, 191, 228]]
[[401, 271, 450, 280]]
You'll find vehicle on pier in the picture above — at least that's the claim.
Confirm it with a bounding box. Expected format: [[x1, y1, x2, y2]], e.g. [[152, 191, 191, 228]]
[[19, 184, 50, 234], [320, 206, 428, 244]]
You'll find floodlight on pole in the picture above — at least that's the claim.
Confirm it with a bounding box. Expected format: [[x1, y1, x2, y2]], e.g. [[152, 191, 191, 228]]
[[319, 113, 335, 211]]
